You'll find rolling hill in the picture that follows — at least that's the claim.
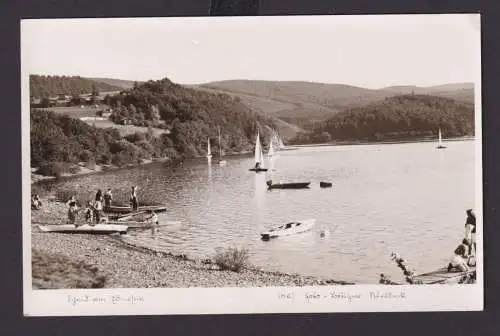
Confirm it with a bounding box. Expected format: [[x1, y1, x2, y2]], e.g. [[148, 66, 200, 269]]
[[89, 77, 143, 90], [290, 94, 475, 144], [198, 80, 475, 128]]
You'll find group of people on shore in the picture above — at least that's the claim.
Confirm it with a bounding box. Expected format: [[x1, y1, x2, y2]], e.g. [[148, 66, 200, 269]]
[[447, 209, 476, 272], [66, 186, 140, 225]]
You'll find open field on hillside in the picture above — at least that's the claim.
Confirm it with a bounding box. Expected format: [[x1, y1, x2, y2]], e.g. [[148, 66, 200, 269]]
[[80, 118, 169, 137]]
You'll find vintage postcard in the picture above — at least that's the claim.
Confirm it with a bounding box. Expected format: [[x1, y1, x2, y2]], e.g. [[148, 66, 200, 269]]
[[22, 14, 482, 316]]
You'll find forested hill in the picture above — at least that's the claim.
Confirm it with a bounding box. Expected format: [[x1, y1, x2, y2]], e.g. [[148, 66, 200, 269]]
[[31, 77, 279, 175], [290, 94, 475, 144], [30, 75, 124, 98]]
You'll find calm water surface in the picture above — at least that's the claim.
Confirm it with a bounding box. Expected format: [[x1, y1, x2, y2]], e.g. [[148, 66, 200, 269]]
[[42, 141, 476, 283]]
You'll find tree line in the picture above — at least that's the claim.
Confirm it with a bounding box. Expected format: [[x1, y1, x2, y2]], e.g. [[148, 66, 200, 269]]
[[30, 75, 122, 98]]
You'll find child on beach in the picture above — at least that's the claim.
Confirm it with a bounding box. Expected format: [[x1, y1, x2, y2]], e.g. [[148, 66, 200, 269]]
[[84, 201, 94, 224]]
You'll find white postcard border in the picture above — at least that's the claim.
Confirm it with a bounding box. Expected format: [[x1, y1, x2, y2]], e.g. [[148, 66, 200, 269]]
[[21, 14, 483, 316]]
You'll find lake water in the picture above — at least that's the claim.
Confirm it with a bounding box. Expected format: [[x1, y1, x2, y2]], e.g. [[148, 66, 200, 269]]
[[40, 140, 476, 284]]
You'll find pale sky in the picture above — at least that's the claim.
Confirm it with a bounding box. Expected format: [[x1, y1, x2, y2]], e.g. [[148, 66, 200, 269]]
[[21, 14, 480, 89]]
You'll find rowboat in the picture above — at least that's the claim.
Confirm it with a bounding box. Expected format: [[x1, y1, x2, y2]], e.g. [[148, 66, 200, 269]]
[[261, 219, 316, 240], [104, 205, 167, 214], [411, 267, 476, 284], [320, 182, 333, 188], [38, 224, 128, 234], [267, 181, 310, 189]]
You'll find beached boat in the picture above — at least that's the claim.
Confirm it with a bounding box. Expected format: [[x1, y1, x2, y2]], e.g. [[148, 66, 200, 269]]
[[412, 267, 476, 284], [266, 181, 310, 189], [38, 224, 128, 234], [104, 205, 167, 214], [320, 182, 333, 188], [261, 219, 316, 240], [436, 128, 447, 149], [249, 132, 268, 172]]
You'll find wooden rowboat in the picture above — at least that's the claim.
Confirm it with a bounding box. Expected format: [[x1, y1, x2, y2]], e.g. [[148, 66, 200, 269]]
[[104, 205, 167, 214], [267, 181, 310, 190]]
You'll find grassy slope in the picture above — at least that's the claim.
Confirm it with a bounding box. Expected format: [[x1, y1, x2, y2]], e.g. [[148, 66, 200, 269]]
[[201, 80, 475, 115], [90, 77, 143, 89]]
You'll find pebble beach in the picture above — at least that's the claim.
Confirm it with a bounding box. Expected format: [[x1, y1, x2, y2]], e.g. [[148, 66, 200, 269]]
[[31, 197, 353, 289]]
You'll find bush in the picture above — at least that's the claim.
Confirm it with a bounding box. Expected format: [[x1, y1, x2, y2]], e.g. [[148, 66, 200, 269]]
[[37, 161, 69, 178], [213, 246, 250, 272], [68, 165, 81, 174]]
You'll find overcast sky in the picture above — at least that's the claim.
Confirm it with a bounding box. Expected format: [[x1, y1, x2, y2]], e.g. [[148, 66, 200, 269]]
[[21, 14, 480, 89]]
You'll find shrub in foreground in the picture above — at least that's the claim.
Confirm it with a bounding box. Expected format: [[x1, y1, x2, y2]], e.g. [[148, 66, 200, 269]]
[[213, 246, 250, 272]]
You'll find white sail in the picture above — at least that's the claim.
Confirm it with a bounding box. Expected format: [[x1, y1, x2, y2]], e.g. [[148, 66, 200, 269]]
[[277, 133, 285, 149], [437, 128, 446, 149], [206, 138, 212, 158], [259, 138, 266, 169], [218, 127, 227, 165], [268, 138, 275, 156], [254, 132, 261, 164]]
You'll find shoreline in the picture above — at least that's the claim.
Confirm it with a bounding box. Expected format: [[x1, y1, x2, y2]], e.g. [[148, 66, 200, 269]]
[[31, 198, 354, 288], [31, 151, 254, 185], [288, 136, 475, 148]]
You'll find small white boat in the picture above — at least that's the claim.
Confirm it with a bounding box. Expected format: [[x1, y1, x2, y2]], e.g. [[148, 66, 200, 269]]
[[38, 224, 128, 234], [261, 219, 316, 240]]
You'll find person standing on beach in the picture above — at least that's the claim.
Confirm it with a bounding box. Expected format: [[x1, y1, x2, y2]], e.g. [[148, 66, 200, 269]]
[[103, 188, 113, 209], [93, 197, 103, 224], [130, 186, 138, 211], [464, 209, 476, 255], [66, 196, 79, 225], [95, 189, 103, 202]]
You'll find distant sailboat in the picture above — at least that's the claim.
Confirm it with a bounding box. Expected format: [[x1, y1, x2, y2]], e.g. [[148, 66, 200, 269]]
[[217, 127, 227, 166], [267, 136, 275, 157], [436, 128, 447, 149], [249, 132, 268, 172], [206, 137, 212, 160]]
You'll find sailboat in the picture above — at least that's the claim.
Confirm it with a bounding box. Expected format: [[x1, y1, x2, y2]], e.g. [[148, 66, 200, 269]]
[[267, 136, 276, 157], [217, 127, 227, 166], [436, 128, 447, 149], [206, 137, 212, 160], [249, 132, 268, 172]]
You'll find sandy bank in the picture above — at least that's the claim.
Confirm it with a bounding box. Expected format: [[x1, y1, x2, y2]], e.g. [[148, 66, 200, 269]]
[[31, 198, 353, 288]]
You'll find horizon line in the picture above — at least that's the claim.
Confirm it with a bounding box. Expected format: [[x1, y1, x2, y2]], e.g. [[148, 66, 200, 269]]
[[29, 73, 474, 91]]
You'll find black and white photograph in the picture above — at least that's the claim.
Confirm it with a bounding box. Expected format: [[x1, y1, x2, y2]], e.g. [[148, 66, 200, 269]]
[[22, 14, 482, 315]]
